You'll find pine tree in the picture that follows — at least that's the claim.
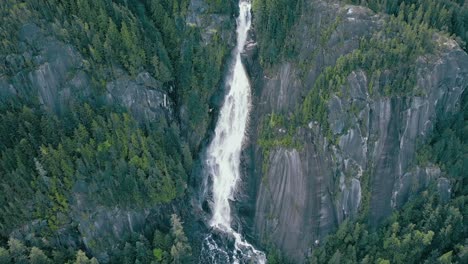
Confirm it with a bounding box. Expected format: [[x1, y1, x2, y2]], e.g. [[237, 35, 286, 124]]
[[104, 18, 119, 59], [0, 247, 11, 264], [8, 238, 28, 264], [120, 20, 141, 75], [170, 214, 192, 263], [74, 250, 94, 264], [29, 247, 51, 264]]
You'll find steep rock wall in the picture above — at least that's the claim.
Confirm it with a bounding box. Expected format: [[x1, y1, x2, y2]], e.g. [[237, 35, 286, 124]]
[[241, 0, 468, 262]]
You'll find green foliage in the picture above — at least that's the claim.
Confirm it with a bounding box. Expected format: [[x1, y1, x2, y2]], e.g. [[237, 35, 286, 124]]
[[0, 1, 34, 75], [417, 90, 468, 196], [8, 238, 28, 264], [152, 229, 173, 264], [105, 215, 192, 263], [266, 244, 290, 264], [29, 247, 51, 264], [0, 247, 11, 264], [311, 188, 466, 264], [74, 250, 99, 264], [344, 0, 468, 51], [252, 0, 303, 65], [153, 248, 164, 262], [258, 112, 301, 175], [0, 218, 191, 264], [0, 103, 190, 236], [299, 14, 435, 133], [206, 0, 235, 14], [169, 214, 192, 263], [175, 27, 232, 146], [0, 238, 79, 264]]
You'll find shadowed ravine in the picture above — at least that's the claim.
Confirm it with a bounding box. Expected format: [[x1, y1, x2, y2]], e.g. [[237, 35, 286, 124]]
[[199, 1, 266, 263]]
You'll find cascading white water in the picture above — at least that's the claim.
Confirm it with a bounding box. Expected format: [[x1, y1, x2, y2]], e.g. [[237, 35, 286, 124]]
[[202, 1, 266, 263]]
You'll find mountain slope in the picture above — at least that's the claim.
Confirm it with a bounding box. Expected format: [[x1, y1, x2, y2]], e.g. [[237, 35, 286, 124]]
[[241, 0, 468, 262], [0, 0, 236, 262]]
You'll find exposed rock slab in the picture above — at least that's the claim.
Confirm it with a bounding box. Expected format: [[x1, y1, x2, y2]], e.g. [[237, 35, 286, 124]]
[[242, 0, 468, 262]]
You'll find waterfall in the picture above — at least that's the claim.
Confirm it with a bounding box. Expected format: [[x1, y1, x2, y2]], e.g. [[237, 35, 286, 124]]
[[201, 1, 266, 263]]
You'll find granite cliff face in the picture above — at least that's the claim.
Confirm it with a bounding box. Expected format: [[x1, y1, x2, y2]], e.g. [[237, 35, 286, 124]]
[[240, 0, 468, 262], [0, 23, 173, 122]]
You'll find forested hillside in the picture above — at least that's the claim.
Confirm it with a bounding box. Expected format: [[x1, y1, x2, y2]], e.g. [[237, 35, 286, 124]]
[[346, 0, 468, 50], [0, 0, 236, 263]]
